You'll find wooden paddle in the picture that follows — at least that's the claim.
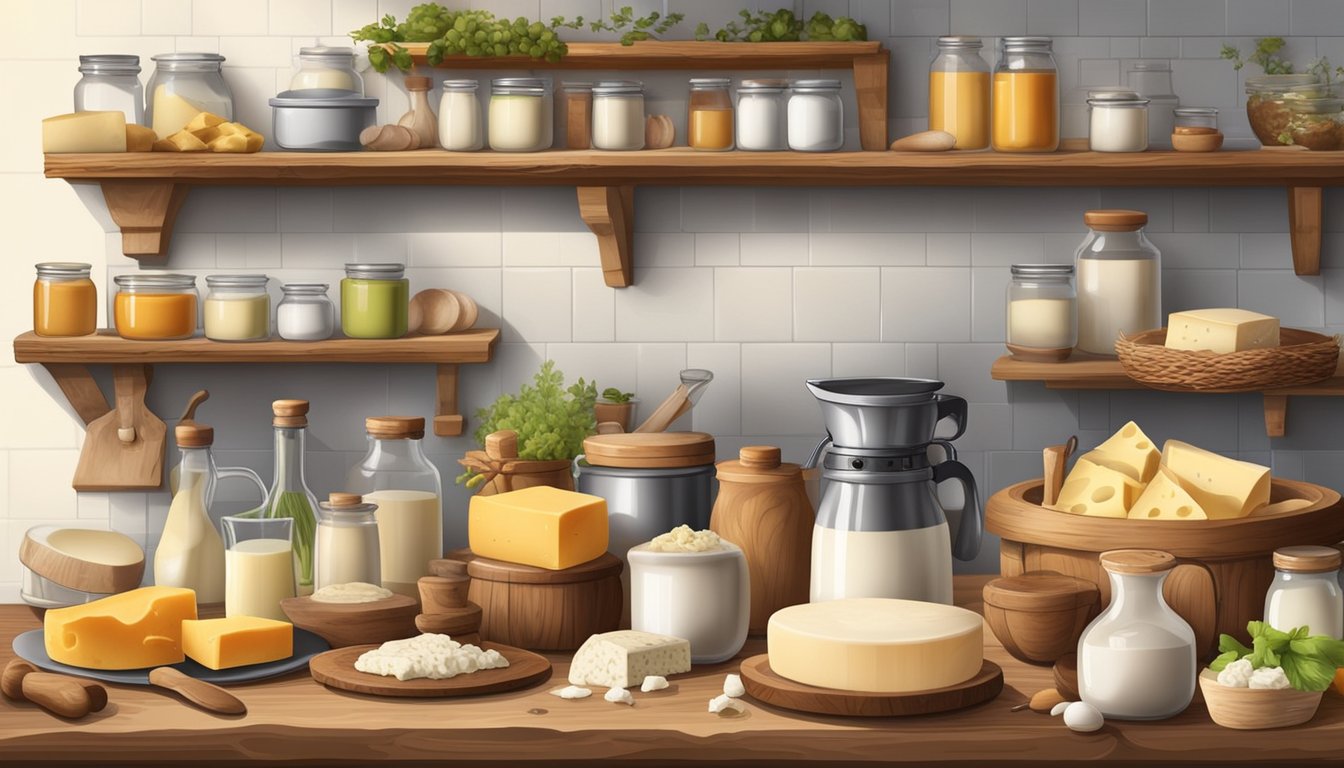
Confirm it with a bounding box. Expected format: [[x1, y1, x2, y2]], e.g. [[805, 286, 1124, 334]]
[[73, 364, 166, 491]]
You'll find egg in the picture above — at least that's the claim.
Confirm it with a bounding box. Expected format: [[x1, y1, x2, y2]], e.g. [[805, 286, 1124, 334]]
[[1063, 701, 1104, 732]]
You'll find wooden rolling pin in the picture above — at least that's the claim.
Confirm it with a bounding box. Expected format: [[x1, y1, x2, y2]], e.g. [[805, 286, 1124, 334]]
[[2, 660, 108, 719]]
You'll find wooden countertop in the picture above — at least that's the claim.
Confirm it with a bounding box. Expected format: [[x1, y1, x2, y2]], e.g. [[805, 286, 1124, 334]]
[[3, 576, 1342, 766]]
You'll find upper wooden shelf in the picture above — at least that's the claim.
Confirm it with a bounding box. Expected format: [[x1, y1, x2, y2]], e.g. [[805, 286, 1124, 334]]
[[398, 40, 883, 69]]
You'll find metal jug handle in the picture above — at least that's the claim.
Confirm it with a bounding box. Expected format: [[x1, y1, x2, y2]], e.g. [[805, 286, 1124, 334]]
[[805, 435, 833, 470], [929, 438, 958, 464], [932, 459, 983, 562], [934, 395, 969, 442]]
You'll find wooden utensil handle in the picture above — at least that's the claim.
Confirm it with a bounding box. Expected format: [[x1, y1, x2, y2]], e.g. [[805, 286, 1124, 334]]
[[149, 667, 246, 715], [22, 673, 104, 719]]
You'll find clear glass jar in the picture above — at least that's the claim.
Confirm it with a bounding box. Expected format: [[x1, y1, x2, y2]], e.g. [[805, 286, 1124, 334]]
[[277, 283, 334, 341], [1078, 550, 1197, 720], [113, 273, 198, 340], [1124, 60, 1176, 149], [204, 274, 269, 342], [34, 262, 97, 337], [1075, 210, 1161, 356], [438, 79, 483, 151], [689, 78, 734, 151], [788, 79, 844, 152], [489, 81, 548, 152], [1006, 264, 1076, 361], [561, 81, 593, 149], [315, 493, 382, 590], [262, 400, 319, 595], [1245, 74, 1322, 146], [1174, 107, 1219, 131], [992, 37, 1058, 152], [930, 36, 990, 150], [1265, 546, 1343, 639], [146, 53, 233, 138], [1285, 96, 1344, 150], [74, 55, 143, 124], [737, 79, 789, 151], [348, 416, 443, 597], [222, 515, 295, 621], [593, 80, 645, 151], [341, 263, 408, 339], [290, 46, 363, 93], [1088, 90, 1149, 152]]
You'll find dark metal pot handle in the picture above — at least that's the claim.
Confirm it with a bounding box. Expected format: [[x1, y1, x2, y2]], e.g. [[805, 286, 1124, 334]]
[[932, 458, 983, 562]]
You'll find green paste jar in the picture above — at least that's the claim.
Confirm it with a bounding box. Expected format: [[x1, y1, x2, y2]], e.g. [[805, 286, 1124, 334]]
[[341, 263, 408, 339]]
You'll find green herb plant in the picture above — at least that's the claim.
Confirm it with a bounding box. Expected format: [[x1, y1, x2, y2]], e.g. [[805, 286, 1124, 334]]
[[590, 6, 685, 45], [696, 9, 867, 43], [1209, 621, 1344, 692], [1221, 37, 1294, 74], [600, 387, 635, 404], [351, 3, 582, 72]]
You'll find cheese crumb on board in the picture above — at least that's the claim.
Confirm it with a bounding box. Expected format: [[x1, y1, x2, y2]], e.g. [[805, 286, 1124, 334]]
[[723, 673, 746, 698], [641, 675, 670, 693], [550, 685, 592, 700], [311, 582, 393, 604], [645, 525, 724, 553], [604, 687, 635, 706], [354, 634, 508, 681], [568, 630, 692, 688], [708, 693, 746, 714]]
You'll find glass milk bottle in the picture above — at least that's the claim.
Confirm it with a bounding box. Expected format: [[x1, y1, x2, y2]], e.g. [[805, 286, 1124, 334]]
[[223, 516, 294, 621], [1078, 550, 1197, 720], [315, 493, 382, 590], [1265, 546, 1343, 639], [348, 417, 443, 597], [261, 400, 319, 595], [1075, 209, 1161, 356]]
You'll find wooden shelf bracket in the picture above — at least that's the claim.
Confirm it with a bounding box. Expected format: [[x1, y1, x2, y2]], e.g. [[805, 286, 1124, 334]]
[[101, 180, 189, 261], [1264, 394, 1289, 438], [1288, 186, 1322, 276], [577, 185, 634, 288], [435, 363, 465, 437]]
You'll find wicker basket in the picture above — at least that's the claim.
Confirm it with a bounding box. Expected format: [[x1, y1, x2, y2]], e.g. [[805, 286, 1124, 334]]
[[1115, 327, 1340, 392]]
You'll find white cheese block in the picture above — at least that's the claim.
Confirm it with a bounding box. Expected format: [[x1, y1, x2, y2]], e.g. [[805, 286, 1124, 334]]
[[767, 598, 983, 693], [568, 630, 692, 688], [42, 111, 127, 153], [1047, 456, 1144, 518], [1165, 308, 1280, 354], [1160, 440, 1271, 519], [1088, 421, 1161, 484], [1127, 466, 1208, 520]]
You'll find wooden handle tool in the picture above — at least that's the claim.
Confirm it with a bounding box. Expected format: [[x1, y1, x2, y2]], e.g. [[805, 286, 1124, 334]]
[[179, 390, 209, 423], [148, 667, 246, 715], [1042, 435, 1078, 507], [2, 660, 108, 719]]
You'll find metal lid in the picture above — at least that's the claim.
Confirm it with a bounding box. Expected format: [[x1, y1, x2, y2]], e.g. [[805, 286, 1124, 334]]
[[937, 35, 983, 48], [365, 416, 425, 440], [443, 79, 479, 91], [205, 274, 269, 287], [1273, 545, 1342, 573], [344, 262, 405, 279], [1083, 209, 1148, 231], [1010, 263, 1074, 277], [560, 81, 594, 90], [78, 54, 141, 74], [1087, 89, 1149, 106], [689, 77, 731, 88], [594, 80, 643, 95], [791, 79, 842, 93], [298, 46, 355, 59], [739, 78, 789, 92], [151, 52, 225, 72], [806, 377, 945, 405], [1001, 36, 1053, 50], [582, 432, 716, 469], [114, 273, 196, 289], [36, 262, 92, 276], [1174, 106, 1218, 116], [493, 77, 548, 88], [281, 282, 330, 294], [1099, 549, 1176, 575], [269, 89, 379, 108], [152, 52, 225, 62], [492, 84, 545, 96]]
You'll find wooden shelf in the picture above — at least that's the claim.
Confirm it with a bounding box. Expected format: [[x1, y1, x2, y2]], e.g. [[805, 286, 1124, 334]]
[[991, 353, 1344, 437]]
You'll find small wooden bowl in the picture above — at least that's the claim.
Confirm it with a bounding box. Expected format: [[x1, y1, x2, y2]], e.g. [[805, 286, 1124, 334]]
[[280, 594, 419, 648], [983, 572, 1100, 665], [1171, 131, 1224, 152], [1198, 669, 1324, 729]]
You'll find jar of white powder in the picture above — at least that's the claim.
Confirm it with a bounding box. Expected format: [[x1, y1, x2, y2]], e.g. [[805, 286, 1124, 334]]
[[737, 79, 789, 150], [1088, 90, 1150, 152], [787, 79, 844, 152], [276, 283, 334, 341], [592, 80, 645, 151], [1006, 264, 1076, 361]]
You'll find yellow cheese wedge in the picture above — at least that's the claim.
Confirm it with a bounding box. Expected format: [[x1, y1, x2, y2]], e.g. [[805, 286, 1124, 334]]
[[1087, 421, 1161, 484], [1161, 440, 1270, 519], [1047, 457, 1144, 518], [42, 111, 127, 153], [151, 87, 204, 138], [468, 485, 608, 570], [1165, 308, 1279, 354], [125, 124, 156, 152], [181, 616, 293, 670], [1128, 466, 1208, 520], [44, 586, 197, 670]]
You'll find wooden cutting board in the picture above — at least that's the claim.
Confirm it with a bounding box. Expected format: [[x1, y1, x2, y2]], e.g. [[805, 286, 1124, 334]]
[[308, 641, 551, 698], [739, 655, 1003, 717]]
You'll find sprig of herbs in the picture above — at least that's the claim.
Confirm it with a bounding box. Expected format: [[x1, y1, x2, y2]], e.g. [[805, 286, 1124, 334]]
[[696, 9, 867, 43], [590, 5, 685, 46], [1209, 621, 1344, 692], [601, 387, 635, 404], [1221, 36, 1293, 73]]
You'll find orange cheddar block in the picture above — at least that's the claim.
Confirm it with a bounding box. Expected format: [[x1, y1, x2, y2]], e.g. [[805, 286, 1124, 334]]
[[44, 586, 197, 670], [181, 616, 293, 670], [468, 485, 608, 570]]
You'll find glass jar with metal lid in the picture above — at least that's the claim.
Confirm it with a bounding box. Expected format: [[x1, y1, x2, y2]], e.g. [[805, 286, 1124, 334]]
[[489, 79, 549, 152], [289, 46, 363, 93], [1264, 546, 1343, 639], [492, 76, 553, 147], [112, 273, 198, 340], [1075, 209, 1161, 356], [1088, 90, 1150, 152], [439, 80, 483, 151], [788, 79, 844, 152], [992, 37, 1058, 152], [74, 55, 144, 124], [592, 80, 646, 151], [560, 81, 594, 149], [341, 263, 408, 339], [1174, 107, 1218, 131], [146, 53, 233, 139], [737, 79, 789, 150], [203, 274, 270, 342], [930, 36, 989, 150], [277, 283, 335, 341], [1006, 264, 1076, 361], [34, 263, 97, 338], [1244, 74, 1321, 146], [689, 78, 734, 151]]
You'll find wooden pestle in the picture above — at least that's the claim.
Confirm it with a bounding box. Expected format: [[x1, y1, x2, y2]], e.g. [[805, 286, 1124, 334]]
[[2, 660, 108, 719]]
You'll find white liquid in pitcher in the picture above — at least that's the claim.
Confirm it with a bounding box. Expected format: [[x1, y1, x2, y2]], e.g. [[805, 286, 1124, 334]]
[[1076, 258, 1159, 355], [1080, 638, 1195, 719], [155, 472, 225, 604], [365, 490, 442, 597], [225, 538, 295, 621], [810, 524, 953, 605]]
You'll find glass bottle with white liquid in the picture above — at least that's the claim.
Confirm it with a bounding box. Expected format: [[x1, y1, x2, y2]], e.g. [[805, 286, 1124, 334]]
[[1075, 209, 1161, 356], [1265, 546, 1343, 639]]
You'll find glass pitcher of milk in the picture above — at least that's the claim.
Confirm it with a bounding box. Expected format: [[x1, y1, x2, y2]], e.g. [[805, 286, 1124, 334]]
[[223, 516, 295, 621]]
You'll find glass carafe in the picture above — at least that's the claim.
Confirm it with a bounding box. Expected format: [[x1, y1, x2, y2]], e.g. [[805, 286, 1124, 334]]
[[261, 400, 319, 595]]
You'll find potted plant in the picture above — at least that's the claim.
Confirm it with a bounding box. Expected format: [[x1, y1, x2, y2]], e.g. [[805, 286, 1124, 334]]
[[594, 387, 638, 432]]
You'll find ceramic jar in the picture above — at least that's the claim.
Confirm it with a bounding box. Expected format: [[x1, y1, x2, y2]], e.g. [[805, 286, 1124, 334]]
[[628, 540, 750, 663]]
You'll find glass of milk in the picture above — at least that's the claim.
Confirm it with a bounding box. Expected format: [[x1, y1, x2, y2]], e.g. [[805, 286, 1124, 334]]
[[223, 516, 296, 621]]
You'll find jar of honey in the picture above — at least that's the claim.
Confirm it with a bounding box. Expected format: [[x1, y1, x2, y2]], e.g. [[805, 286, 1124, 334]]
[[992, 37, 1059, 153], [34, 262, 97, 337], [113, 274, 199, 340], [930, 36, 990, 150], [689, 78, 734, 151]]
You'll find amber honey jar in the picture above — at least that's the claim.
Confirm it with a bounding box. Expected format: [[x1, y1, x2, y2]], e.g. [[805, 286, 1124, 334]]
[[113, 273, 199, 340], [34, 262, 97, 337]]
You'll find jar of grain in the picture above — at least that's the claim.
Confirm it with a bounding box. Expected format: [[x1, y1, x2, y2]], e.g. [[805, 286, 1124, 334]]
[[1088, 90, 1149, 152], [560, 81, 593, 149], [788, 79, 844, 152], [737, 79, 789, 150]]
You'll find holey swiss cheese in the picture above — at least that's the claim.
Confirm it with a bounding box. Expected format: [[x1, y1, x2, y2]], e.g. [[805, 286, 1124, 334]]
[[767, 598, 984, 693]]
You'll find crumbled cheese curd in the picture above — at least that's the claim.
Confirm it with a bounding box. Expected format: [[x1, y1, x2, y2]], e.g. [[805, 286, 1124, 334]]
[[646, 525, 725, 553], [1248, 666, 1291, 690], [641, 675, 669, 693], [604, 686, 635, 705], [551, 685, 592, 700], [354, 634, 508, 681], [708, 693, 745, 714], [1216, 658, 1253, 688]]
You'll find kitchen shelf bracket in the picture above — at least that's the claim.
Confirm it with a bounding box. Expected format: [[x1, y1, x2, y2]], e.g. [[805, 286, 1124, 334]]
[[435, 363, 464, 437], [101, 180, 189, 261], [577, 186, 634, 288], [1264, 394, 1289, 437], [1288, 186, 1322, 276]]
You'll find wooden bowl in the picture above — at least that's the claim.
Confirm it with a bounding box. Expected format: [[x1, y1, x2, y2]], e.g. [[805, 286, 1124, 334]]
[[982, 572, 1099, 665], [1198, 669, 1323, 729], [280, 594, 419, 648]]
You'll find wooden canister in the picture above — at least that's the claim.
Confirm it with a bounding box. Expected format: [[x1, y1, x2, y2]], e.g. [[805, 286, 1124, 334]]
[[710, 446, 814, 635]]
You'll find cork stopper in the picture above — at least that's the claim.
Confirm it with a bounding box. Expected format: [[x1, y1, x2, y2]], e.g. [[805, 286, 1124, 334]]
[[366, 416, 425, 440], [273, 399, 309, 428], [1084, 209, 1148, 232], [404, 75, 431, 91], [738, 446, 782, 469], [1099, 549, 1175, 575], [328, 492, 362, 507], [1273, 545, 1342, 574], [175, 423, 215, 447]]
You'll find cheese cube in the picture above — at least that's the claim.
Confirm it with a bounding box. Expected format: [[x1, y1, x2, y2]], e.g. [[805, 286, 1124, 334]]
[[568, 630, 691, 688], [42, 111, 127, 153], [469, 486, 608, 570], [44, 586, 197, 670], [1165, 308, 1280, 354], [125, 124, 156, 152], [181, 616, 293, 670], [1047, 457, 1144, 518], [1128, 466, 1208, 520], [1087, 421, 1161, 484], [1161, 440, 1270, 519]]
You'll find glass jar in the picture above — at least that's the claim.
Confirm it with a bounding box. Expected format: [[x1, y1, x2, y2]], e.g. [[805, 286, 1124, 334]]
[[1265, 546, 1343, 639], [560, 81, 593, 149], [277, 283, 334, 341], [930, 36, 990, 150], [290, 46, 362, 93], [1124, 60, 1177, 149], [222, 515, 294, 621], [489, 81, 548, 152], [1006, 264, 1076, 361], [262, 400, 319, 595], [146, 53, 233, 138], [203, 274, 269, 342], [737, 79, 789, 151], [1174, 107, 1219, 131], [341, 263, 408, 339], [593, 80, 645, 151], [34, 262, 97, 337], [315, 493, 382, 590], [689, 78, 734, 151], [113, 273, 198, 340], [1285, 97, 1344, 150], [788, 79, 844, 152], [74, 55, 144, 124], [1088, 90, 1150, 152], [992, 37, 1058, 152], [1079, 550, 1197, 720], [348, 416, 443, 597], [1075, 210, 1161, 356], [1245, 74, 1322, 146], [438, 79, 483, 151]]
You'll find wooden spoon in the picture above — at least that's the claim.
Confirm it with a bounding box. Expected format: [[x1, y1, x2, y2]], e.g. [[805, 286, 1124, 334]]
[[148, 667, 246, 715], [1042, 435, 1078, 507]]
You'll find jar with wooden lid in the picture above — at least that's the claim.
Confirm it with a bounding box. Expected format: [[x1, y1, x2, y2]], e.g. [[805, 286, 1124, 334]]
[[315, 492, 381, 590], [709, 446, 812, 634], [1265, 546, 1343, 639], [1075, 209, 1161, 356], [34, 262, 96, 337]]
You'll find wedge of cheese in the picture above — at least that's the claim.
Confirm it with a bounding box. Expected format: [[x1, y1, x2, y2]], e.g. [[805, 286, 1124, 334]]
[[1165, 308, 1279, 354], [767, 598, 983, 693], [1161, 440, 1270, 519], [42, 111, 127, 153], [44, 586, 197, 669], [469, 485, 608, 570], [1048, 457, 1145, 518], [181, 616, 293, 670], [1087, 421, 1161, 484], [568, 630, 691, 688], [1128, 466, 1208, 520]]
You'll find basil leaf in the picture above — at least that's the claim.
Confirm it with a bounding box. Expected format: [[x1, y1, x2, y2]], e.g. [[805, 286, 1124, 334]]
[[1219, 633, 1252, 657], [1251, 634, 1281, 668], [1311, 636, 1344, 668], [1281, 652, 1337, 692], [1209, 650, 1240, 672]]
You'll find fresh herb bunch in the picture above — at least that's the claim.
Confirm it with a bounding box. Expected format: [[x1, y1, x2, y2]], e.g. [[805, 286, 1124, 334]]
[[351, 3, 582, 71], [601, 387, 635, 404], [696, 9, 867, 43], [1221, 37, 1294, 74], [1210, 621, 1344, 692], [591, 5, 685, 46]]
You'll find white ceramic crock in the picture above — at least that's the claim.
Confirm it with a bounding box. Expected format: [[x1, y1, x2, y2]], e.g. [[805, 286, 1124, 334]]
[[628, 541, 750, 664]]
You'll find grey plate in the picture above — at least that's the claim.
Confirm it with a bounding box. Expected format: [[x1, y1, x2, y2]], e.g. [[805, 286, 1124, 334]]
[[12, 628, 328, 685]]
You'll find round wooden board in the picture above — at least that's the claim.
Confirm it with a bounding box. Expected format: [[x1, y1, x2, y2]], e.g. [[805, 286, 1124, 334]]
[[309, 641, 552, 698], [451, 548, 623, 585], [739, 655, 1003, 717]]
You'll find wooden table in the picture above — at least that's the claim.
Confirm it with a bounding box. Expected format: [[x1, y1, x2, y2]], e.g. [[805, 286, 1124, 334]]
[[3, 577, 1342, 766]]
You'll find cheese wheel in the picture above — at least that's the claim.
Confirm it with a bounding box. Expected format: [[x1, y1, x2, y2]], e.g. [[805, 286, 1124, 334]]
[[767, 598, 983, 693]]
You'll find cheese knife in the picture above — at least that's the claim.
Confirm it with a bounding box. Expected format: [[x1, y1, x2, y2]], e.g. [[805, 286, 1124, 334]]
[[148, 667, 246, 716]]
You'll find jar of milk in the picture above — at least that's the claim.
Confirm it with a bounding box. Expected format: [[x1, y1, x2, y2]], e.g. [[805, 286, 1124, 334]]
[[1075, 209, 1161, 356], [1006, 264, 1076, 362], [1078, 550, 1197, 720], [315, 492, 381, 590], [1265, 546, 1343, 639]]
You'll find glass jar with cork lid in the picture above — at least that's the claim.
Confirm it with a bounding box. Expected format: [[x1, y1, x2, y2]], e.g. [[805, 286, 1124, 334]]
[[1074, 209, 1161, 356], [315, 492, 382, 590], [1265, 546, 1343, 639]]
